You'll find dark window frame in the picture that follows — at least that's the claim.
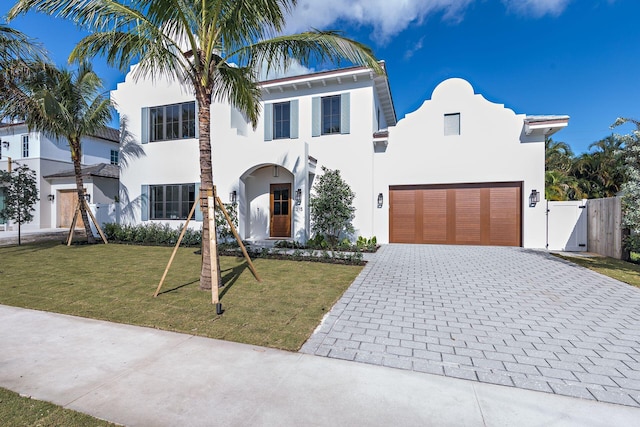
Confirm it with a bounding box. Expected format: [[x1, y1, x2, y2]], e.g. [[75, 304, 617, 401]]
[[149, 183, 196, 220], [149, 102, 196, 142], [321, 95, 341, 135], [273, 101, 291, 140]]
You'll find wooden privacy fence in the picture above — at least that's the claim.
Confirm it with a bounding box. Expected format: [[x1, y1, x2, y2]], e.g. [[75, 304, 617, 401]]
[[586, 197, 628, 260]]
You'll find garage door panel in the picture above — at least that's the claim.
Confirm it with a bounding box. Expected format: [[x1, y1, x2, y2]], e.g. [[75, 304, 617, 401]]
[[422, 189, 447, 243], [390, 189, 417, 243], [390, 183, 521, 247], [454, 188, 481, 244]]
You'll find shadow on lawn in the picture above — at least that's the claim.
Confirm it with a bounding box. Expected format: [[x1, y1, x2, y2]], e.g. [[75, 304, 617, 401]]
[[157, 279, 199, 295], [220, 263, 249, 299]]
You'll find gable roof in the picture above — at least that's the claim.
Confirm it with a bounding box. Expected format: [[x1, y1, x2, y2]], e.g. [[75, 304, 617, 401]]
[[44, 163, 119, 180], [0, 122, 120, 143]]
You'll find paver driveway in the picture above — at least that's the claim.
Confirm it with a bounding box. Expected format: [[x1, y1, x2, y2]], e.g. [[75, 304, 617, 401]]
[[301, 245, 640, 407]]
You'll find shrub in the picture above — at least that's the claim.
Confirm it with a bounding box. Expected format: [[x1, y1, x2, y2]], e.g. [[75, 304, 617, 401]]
[[102, 222, 201, 247], [309, 167, 355, 248]]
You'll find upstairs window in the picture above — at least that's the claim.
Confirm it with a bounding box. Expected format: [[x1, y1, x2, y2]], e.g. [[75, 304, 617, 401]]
[[322, 95, 342, 135], [22, 135, 29, 157], [273, 102, 291, 139], [142, 102, 196, 143], [110, 149, 119, 165], [444, 113, 460, 136], [312, 93, 350, 137], [264, 100, 298, 141]]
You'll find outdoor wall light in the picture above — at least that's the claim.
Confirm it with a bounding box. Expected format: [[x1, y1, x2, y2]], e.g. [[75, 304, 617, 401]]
[[377, 193, 384, 208], [47, 194, 55, 202], [84, 193, 91, 203], [529, 189, 540, 207], [230, 190, 237, 203], [295, 189, 302, 205], [1, 140, 8, 149]]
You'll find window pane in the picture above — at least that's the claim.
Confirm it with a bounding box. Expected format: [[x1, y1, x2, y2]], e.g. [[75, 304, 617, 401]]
[[282, 201, 289, 215], [274, 190, 281, 201], [273, 102, 290, 139], [274, 202, 281, 215], [282, 188, 289, 200], [166, 105, 180, 140], [182, 103, 195, 138], [322, 95, 341, 134], [150, 107, 163, 141]]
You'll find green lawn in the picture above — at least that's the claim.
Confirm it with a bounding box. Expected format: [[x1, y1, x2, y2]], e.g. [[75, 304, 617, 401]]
[[555, 253, 640, 288], [0, 242, 361, 351], [0, 387, 119, 427]]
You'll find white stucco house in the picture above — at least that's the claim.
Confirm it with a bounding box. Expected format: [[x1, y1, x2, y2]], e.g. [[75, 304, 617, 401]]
[[0, 123, 120, 231], [111, 62, 568, 248]]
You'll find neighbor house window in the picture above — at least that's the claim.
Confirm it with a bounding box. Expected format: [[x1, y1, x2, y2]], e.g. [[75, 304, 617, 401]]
[[322, 95, 341, 135], [22, 135, 29, 157], [149, 184, 196, 220], [273, 102, 291, 139], [144, 101, 196, 143], [444, 113, 460, 136], [110, 149, 119, 165]]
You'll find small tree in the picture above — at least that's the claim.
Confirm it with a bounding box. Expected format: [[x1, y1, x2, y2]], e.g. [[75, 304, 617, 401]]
[[310, 167, 355, 247], [612, 118, 640, 252], [0, 164, 39, 245]]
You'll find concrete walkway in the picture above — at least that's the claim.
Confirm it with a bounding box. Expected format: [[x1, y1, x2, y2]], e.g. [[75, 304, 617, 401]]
[[301, 245, 640, 407], [1, 305, 639, 426], [0, 228, 71, 246]]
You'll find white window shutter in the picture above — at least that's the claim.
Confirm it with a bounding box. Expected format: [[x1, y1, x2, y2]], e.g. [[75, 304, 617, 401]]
[[312, 97, 321, 137], [290, 100, 299, 139], [264, 103, 273, 141], [340, 93, 350, 134], [141, 185, 149, 221], [141, 107, 149, 144]]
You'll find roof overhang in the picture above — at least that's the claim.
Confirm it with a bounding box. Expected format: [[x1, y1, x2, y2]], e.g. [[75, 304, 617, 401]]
[[524, 115, 570, 137]]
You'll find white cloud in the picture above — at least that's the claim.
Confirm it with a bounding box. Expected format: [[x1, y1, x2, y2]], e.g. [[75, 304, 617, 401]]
[[283, 0, 573, 44], [258, 58, 315, 81], [285, 0, 474, 43], [501, 0, 572, 17], [404, 36, 425, 60]]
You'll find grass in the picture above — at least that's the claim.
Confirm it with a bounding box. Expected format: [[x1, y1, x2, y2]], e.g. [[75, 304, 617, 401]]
[[0, 242, 362, 351], [0, 387, 119, 426], [555, 253, 640, 288]]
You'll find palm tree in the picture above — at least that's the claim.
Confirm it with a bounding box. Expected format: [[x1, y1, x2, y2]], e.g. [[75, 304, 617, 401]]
[[0, 23, 47, 118], [545, 138, 574, 174], [10, 0, 383, 290], [1, 62, 112, 243]]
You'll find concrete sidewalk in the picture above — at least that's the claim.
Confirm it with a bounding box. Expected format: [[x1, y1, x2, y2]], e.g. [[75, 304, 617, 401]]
[[1, 306, 639, 426], [0, 228, 71, 246]]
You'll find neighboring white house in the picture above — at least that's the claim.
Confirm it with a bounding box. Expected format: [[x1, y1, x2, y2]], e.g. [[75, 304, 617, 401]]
[[0, 123, 120, 231], [111, 63, 568, 248]]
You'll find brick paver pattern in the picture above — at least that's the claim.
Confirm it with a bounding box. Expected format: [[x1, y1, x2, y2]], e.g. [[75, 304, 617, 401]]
[[300, 245, 640, 407]]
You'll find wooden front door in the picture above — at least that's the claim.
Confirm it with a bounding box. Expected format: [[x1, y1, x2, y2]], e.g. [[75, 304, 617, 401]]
[[57, 190, 84, 229], [270, 183, 291, 238]]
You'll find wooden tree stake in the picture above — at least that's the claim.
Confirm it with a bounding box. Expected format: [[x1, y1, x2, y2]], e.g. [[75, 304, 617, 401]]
[[83, 199, 108, 244], [215, 196, 261, 282], [66, 199, 81, 246], [154, 197, 199, 297], [208, 192, 220, 304]]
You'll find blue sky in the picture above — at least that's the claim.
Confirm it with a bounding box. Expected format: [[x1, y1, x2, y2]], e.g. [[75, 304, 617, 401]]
[[3, 0, 639, 153]]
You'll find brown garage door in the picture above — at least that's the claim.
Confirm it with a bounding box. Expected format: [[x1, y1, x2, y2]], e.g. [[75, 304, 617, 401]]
[[389, 182, 522, 246]]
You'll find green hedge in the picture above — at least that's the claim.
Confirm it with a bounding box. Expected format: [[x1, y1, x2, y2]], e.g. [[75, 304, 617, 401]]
[[102, 223, 201, 247]]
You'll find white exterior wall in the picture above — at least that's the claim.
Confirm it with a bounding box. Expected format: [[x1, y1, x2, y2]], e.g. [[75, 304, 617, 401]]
[[372, 79, 547, 248], [111, 67, 200, 226]]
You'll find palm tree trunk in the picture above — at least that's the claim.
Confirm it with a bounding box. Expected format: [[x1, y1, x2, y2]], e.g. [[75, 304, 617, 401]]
[[197, 94, 221, 290], [71, 140, 95, 244]]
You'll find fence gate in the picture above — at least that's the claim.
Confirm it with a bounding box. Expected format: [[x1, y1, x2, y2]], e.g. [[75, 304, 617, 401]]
[[547, 200, 588, 251]]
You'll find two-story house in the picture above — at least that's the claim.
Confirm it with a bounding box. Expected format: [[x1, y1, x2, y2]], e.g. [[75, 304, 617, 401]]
[[0, 123, 120, 231], [111, 62, 567, 248]]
